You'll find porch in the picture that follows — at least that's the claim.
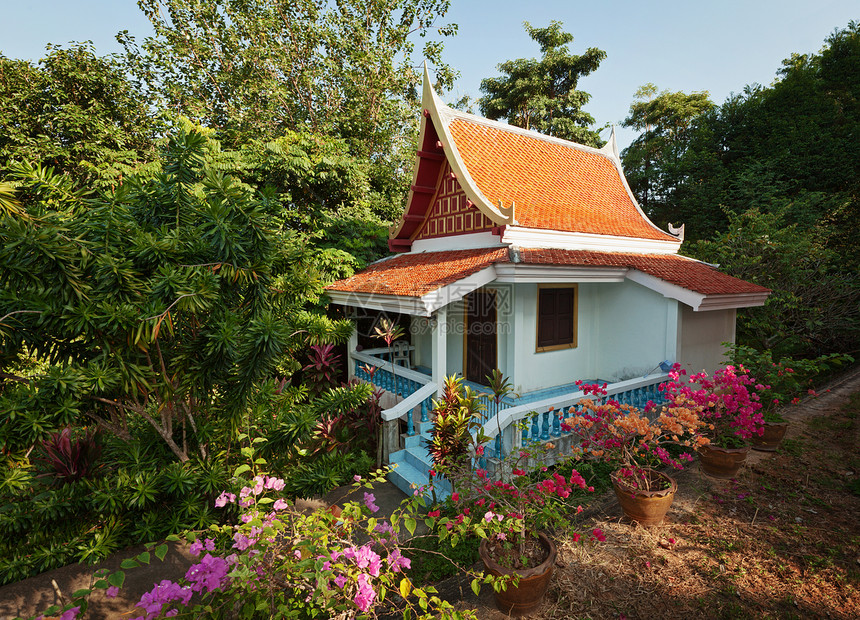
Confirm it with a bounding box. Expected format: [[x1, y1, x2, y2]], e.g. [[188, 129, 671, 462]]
[[350, 345, 669, 497]]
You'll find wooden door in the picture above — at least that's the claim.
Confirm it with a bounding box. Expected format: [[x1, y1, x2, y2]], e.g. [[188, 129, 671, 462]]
[[465, 290, 497, 385]]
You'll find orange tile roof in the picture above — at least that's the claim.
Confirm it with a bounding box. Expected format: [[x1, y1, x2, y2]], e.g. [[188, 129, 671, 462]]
[[447, 117, 676, 242], [326, 247, 507, 298], [516, 249, 771, 296], [326, 247, 770, 298]]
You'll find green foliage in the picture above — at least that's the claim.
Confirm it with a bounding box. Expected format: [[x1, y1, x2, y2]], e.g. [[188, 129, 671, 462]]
[[621, 84, 714, 221], [479, 21, 606, 146], [688, 208, 860, 357], [123, 0, 457, 157], [726, 343, 853, 420], [0, 438, 227, 585], [0, 43, 161, 188], [427, 376, 489, 473], [406, 532, 480, 581]]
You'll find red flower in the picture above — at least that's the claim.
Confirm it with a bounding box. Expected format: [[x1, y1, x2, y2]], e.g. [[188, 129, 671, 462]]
[[451, 492, 459, 502], [428, 510, 440, 518]]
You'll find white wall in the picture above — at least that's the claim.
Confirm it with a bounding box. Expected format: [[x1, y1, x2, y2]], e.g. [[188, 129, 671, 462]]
[[504, 281, 679, 393], [418, 280, 735, 394], [679, 306, 736, 375], [593, 280, 676, 382]]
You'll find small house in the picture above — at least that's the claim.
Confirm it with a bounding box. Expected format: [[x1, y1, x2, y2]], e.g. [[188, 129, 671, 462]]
[[325, 69, 769, 494]]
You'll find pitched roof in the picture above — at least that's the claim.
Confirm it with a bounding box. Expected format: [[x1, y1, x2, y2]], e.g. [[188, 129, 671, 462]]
[[445, 116, 676, 242], [325, 247, 506, 298], [326, 247, 769, 299], [514, 249, 770, 296]]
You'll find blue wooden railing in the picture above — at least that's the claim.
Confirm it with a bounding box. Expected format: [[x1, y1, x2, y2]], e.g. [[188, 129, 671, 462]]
[[479, 373, 670, 461]]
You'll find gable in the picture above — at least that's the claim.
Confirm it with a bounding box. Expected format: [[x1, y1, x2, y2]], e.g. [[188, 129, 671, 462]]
[[414, 161, 495, 240]]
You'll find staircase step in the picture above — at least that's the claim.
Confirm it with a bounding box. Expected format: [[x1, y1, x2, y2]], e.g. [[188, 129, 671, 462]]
[[403, 433, 426, 449], [388, 460, 430, 497]]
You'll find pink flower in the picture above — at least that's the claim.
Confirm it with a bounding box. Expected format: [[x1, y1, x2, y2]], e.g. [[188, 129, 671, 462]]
[[106, 585, 120, 598], [484, 511, 496, 522], [59, 606, 81, 620], [273, 499, 288, 510]]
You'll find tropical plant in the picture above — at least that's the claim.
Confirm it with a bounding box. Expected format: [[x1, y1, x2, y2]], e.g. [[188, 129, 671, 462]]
[[725, 343, 853, 422], [37, 427, 102, 485], [427, 376, 489, 475], [563, 382, 708, 491], [373, 316, 406, 396], [660, 364, 765, 448], [302, 343, 343, 399]]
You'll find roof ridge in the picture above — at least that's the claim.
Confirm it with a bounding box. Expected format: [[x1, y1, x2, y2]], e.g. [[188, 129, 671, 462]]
[[437, 104, 615, 164]]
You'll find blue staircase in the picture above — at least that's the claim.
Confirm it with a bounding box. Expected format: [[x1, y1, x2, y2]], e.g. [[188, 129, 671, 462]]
[[388, 421, 452, 501]]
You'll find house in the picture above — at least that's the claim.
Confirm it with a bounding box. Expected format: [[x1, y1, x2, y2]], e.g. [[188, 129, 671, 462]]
[[325, 68, 770, 495]]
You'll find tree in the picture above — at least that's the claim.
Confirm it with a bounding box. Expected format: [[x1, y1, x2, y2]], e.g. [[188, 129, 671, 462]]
[[621, 84, 714, 220], [479, 21, 606, 146], [0, 43, 161, 188], [688, 208, 859, 358], [122, 0, 457, 158], [0, 129, 354, 462]]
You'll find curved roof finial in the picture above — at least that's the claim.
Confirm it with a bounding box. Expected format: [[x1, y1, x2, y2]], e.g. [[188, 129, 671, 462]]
[[599, 125, 621, 161]]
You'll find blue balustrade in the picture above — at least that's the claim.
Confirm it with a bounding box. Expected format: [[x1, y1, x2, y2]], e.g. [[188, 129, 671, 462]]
[[551, 409, 560, 437]]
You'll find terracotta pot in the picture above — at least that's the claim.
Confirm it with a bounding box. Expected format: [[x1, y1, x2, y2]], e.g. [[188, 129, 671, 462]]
[[479, 532, 556, 617], [611, 469, 677, 526], [699, 443, 749, 479], [751, 422, 789, 452]]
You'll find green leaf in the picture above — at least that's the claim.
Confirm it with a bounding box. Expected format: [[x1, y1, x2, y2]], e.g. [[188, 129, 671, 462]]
[[93, 579, 109, 589], [154, 543, 169, 562], [108, 571, 126, 588], [120, 559, 140, 569], [72, 588, 90, 598], [399, 578, 411, 599], [137, 551, 151, 564], [471, 578, 481, 596], [404, 517, 416, 536], [233, 464, 251, 477]]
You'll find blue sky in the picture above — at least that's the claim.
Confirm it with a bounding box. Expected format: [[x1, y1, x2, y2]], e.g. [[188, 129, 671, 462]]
[[2, 1, 857, 150]]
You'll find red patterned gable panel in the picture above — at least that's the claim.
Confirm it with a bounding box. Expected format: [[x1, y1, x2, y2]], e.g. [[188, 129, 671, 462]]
[[414, 162, 494, 240]]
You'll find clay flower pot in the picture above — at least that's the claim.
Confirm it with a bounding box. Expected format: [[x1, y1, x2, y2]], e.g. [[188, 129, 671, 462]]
[[479, 532, 557, 617], [751, 422, 789, 452], [611, 469, 677, 526], [699, 443, 749, 478]]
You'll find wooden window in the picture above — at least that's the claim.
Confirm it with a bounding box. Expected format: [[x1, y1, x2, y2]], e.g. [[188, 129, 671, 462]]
[[536, 285, 577, 351]]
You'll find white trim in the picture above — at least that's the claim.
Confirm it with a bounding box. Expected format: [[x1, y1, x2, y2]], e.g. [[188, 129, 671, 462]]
[[422, 67, 513, 225], [419, 265, 497, 314], [625, 270, 706, 309], [410, 231, 505, 253], [626, 270, 770, 311], [494, 263, 627, 283], [502, 226, 682, 254], [381, 382, 438, 422], [327, 290, 429, 316], [695, 293, 770, 311]]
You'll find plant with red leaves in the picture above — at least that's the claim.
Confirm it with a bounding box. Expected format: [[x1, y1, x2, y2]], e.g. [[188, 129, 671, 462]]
[[39, 427, 102, 484]]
